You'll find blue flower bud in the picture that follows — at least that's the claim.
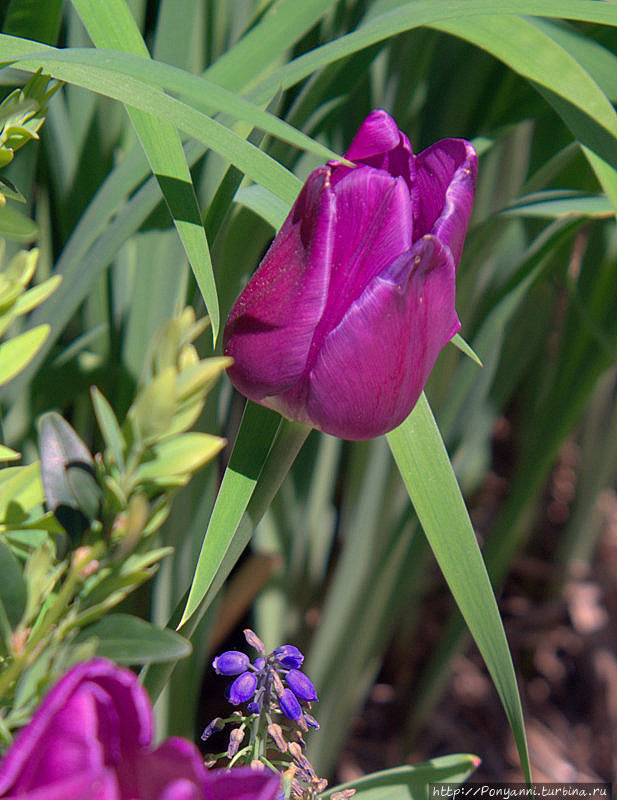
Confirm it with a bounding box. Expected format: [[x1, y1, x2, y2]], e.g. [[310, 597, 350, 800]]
[[304, 712, 320, 730], [272, 645, 304, 669], [278, 688, 302, 721], [201, 717, 224, 741], [286, 669, 318, 702], [246, 701, 261, 714], [212, 650, 250, 676], [254, 657, 266, 671], [227, 671, 257, 704]]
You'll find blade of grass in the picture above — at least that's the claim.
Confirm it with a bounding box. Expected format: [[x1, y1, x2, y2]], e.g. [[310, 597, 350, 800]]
[[431, 15, 617, 215], [70, 0, 220, 341], [386, 393, 531, 783], [0, 37, 348, 167]]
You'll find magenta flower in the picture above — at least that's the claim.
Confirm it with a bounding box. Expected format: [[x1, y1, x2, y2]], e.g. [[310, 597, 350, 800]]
[[0, 659, 281, 800], [224, 109, 477, 440]]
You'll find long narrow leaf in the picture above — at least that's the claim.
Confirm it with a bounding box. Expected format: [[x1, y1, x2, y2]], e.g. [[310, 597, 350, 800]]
[[386, 394, 531, 782], [0, 36, 347, 166], [70, 0, 220, 339], [431, 15, 617, 215]]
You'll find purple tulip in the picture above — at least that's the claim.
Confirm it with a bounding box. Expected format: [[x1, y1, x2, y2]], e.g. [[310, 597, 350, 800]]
[[0, 659, 281, 800], [224, 109, 477, 440]]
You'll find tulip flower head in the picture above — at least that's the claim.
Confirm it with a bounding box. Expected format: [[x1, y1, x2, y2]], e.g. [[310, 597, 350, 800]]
[[0, 658, 281, 800], [224, 110, 477, 440]]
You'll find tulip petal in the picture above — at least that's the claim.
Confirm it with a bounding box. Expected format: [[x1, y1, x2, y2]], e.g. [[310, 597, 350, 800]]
[[0, 770, 120, 800], [224, 167, 334, 401], [315, 166, 413, 338], [341, 109, 416, 196], [202, 767, 281, 800], [307, 235, 460, 440], [414, 139, 477, 265], [264, 167, 413, 424], [0, 660, 152, 796], [136, 738, 208, 800]]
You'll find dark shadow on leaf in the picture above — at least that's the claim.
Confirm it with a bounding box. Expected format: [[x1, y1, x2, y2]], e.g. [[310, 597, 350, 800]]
[[155, 174, 203, 227]]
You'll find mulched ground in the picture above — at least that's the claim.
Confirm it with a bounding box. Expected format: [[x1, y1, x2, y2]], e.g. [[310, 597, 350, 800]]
[[337, 435, 617, 786]]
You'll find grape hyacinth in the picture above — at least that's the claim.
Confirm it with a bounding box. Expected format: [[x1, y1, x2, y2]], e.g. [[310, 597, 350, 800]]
[[203, 630, 353, 800], [208, 629, 318, 733]]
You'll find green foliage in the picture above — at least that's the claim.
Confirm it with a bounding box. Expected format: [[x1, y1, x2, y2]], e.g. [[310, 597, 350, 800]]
[[323, 755, 481, 800], [0, 0, 616, 788], [0, 246, 59, 386], [74, 613, 191, 665], [0, 71, 58, 240], [0, 71, 56, 170], [0, 301, 227, 747]]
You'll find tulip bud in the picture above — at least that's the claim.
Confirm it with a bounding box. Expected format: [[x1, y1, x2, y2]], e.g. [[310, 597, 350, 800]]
[[224, 110, 476, 440], [212, 650, 250, 675]]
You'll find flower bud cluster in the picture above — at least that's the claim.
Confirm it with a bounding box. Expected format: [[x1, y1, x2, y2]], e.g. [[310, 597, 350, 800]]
[[210, 631, 319, 731], [202, 630, 341, 799]]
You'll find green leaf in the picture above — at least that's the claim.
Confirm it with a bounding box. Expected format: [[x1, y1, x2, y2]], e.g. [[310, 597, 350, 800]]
[[0, 42, 345, 172], [0, 539, 27, 629], [70, 0, 220, 342], [450, 333, 482, 366], [0, 176, 26, 202], [257, 0, 617, 102], [501, 191, 613, 219], [0, 204, 38, 242], [133, 432, 225, 485], [430, 15, 617, 216], [143, 409, 309, 703], [386, 394, 530, 783], [1, 48, 301, 205], [129, 366, 177, 446], [77, 613, 192, 664], [322, 754, 480, 800], [11, 275, 61, 317], [177, 402, 281, 629], [234, 184, 289, 230], [0, 324, 49, 386], [90, 386, 125, 471], [0, 462, 44, 517], [2, 0, 63, 46], [0, 444, 20, 461]]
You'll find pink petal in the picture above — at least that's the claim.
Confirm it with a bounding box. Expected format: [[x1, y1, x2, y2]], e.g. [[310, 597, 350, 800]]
[[331, 109, 417, 202], [224, 167, 334, 401], [414, 138, 477, 265], [263, 167, 413, 424], [311, 165, 413, 356], [135, 738, 208, 800], [202, 768, 281, 800], [0, 660, 152, 796], [2, 770, 120, 800], [306, 235, 460, 439]]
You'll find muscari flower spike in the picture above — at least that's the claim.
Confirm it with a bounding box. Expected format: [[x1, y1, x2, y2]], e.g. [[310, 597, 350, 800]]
[[209, 629, 318, 728], [203, 631, 352, 800]]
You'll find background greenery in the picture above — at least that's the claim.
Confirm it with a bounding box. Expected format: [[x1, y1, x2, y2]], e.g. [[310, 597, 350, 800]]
[[0, 0, 616, 787]]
